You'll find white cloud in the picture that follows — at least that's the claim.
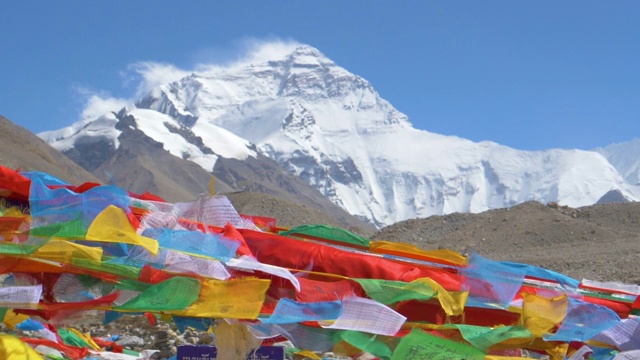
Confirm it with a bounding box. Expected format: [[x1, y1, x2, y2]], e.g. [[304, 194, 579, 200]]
[[236, 38, 301, 65], [81, 94, 128, 120], [72, 85, 128, 121], [76, 38, 302, 121], [195, 37, 301, 72], [125, 62, 191, 98]]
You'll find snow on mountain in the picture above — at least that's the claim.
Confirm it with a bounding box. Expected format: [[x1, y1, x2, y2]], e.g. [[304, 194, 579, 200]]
[[41, 44, 640, 227], [596, 138, 640, 186], [40, 112, 122, 152], [42, 107, 256, 173]]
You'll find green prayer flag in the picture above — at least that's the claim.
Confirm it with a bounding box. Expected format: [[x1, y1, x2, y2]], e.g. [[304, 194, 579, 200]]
[[115, 278, 152, 292], [29, 219, 88, 239], [279, 224, 370, 248], [456, 325, 533, 351], [122, 349, 140, 356], [115, 277, 201, 311], [355, 278, 436, 305], [0, 237, 49, 255], [57, 328, 91, 348], [391, 328, 485, 360], [72, 258, 141, 279], [337, 331, 393, 359]]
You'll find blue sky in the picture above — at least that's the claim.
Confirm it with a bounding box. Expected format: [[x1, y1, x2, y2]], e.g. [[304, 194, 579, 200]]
[[2, 1, 639, 150]]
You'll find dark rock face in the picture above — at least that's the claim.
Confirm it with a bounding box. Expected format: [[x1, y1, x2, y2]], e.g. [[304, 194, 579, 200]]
[[213, 155, 375, 234], [163, 121, 215, 156], [62, 136, 116, 172], [324, 158, 363, 185], [28, 109, 372, 231], [596, 189, 631, 204], [92, 126, 228, 202], [135, 86, 198, 127]]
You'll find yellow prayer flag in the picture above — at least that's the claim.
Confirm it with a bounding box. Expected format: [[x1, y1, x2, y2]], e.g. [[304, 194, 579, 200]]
[[209, 176, 216, 196], [1, 207, 27, 217], [370, 240, 468, 266], [294, 350, 322, 359], [0, 334, 44, 360], [32, 239, 102, 264], [175, 278, 270, 319], [419, 278, 468, 316], [68, 328, 102, 350], [3, 309, 30, 329], [546, 342, 569, 360], [519, 293, 568, 337], [86, 205, 158, 255]]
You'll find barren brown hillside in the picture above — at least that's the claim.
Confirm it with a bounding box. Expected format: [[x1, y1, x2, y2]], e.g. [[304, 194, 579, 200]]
[[0, 115, 99, 184], [373, 201, 640, 284]]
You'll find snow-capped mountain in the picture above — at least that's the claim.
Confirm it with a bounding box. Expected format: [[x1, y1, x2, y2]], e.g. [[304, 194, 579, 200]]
[[40, 44, 639, 227], [597, 138, 640, 186]]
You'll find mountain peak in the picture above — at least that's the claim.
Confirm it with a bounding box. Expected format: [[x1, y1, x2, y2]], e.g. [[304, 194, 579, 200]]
[[287, 45, 330, 62], [263, 44, 335, 73], [41, 44, 640, 228], [598, 138, 640, 186]]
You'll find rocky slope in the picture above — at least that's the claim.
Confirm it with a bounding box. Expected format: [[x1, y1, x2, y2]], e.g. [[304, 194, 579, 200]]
[[374, 200, 640, 284], [0, 114, 99, 184]]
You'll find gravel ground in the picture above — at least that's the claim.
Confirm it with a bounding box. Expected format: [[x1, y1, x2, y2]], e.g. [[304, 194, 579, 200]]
[[373, 200, 640, 284]]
